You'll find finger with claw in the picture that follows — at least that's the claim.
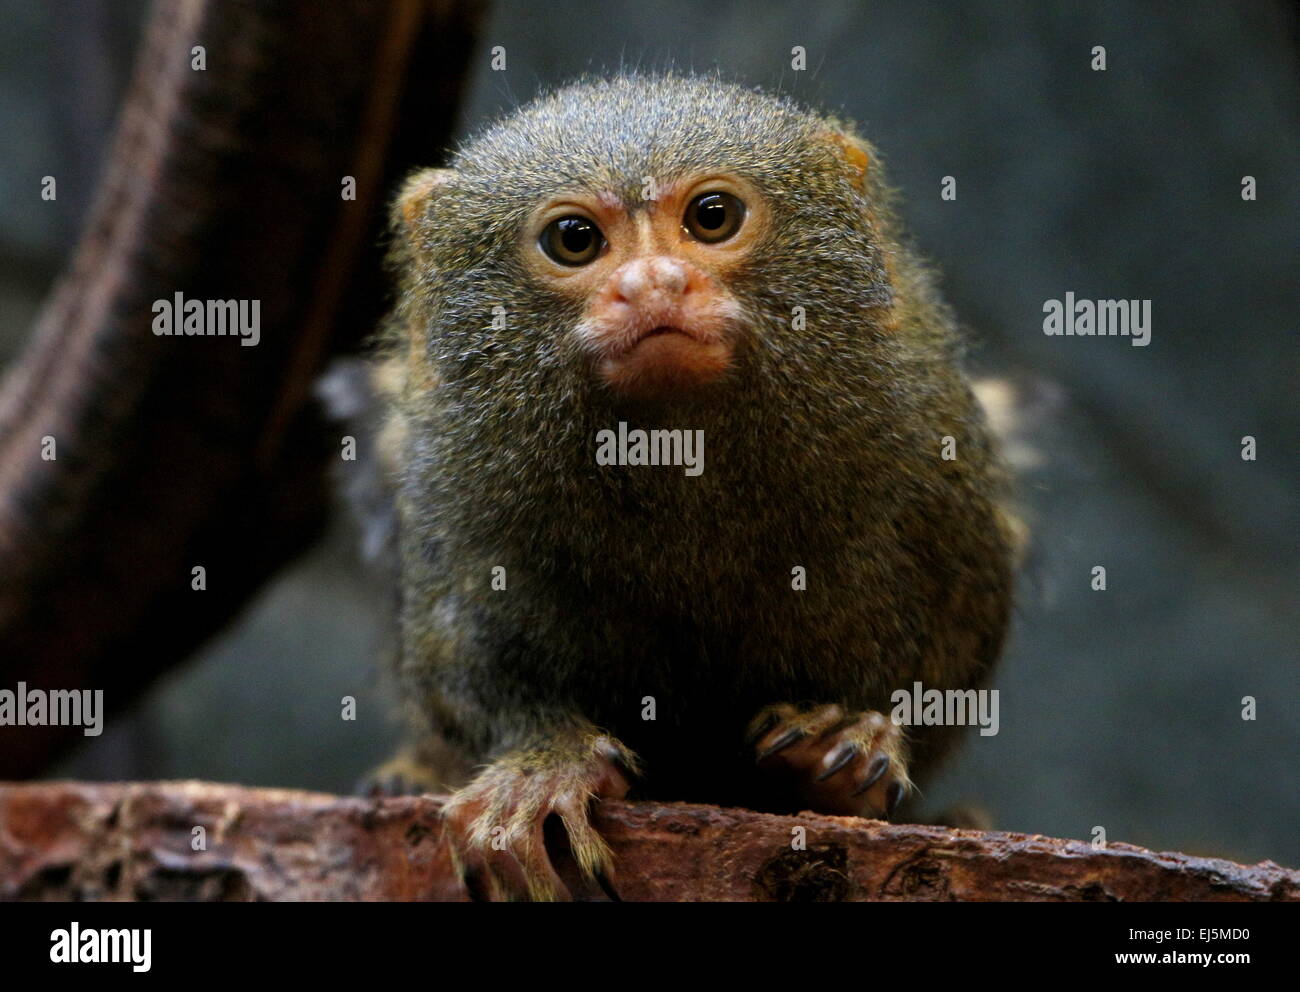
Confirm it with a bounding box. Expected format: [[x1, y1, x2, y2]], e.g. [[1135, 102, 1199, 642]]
[[746, 702, 911, 819]]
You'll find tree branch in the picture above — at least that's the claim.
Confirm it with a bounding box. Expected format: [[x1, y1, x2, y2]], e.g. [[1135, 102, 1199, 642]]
[[1, 782, 1294, 901], [0, 0, 484, 778]]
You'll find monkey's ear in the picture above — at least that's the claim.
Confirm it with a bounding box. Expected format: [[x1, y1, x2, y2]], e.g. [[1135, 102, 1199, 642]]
[[394, 168, 456, 232], [825, 131, 871, 194]]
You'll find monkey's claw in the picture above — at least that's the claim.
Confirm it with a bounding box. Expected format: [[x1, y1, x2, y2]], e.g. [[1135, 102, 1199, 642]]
[[441, 733, 637, 901], [747, 703, 911, 819]]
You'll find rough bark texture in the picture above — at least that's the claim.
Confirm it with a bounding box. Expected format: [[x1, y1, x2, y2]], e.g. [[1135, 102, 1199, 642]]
[[0, 0, 483, 779], [1, 782, 1295, 902]]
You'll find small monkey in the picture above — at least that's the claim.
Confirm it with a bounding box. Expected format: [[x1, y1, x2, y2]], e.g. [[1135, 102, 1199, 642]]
[[365, 74, 1018, 900]]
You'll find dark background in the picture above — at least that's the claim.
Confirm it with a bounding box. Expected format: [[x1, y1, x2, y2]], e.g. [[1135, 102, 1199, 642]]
[[2, 1, 1296, 866]]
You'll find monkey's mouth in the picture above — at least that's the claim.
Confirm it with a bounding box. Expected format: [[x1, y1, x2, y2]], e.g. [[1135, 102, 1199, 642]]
[[640, 324, 695, 343], [597, 323, 733, 397], [599, 322, 707, 359]]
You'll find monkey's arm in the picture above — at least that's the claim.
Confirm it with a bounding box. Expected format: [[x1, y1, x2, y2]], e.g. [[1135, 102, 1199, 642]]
[[389, 585, 641, 901]]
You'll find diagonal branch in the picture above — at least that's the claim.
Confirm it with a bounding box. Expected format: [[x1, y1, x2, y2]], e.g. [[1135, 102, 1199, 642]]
[[0, 0, 484, 778]]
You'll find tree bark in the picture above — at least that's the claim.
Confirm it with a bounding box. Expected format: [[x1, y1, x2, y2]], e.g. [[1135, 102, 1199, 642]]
[[1, 782, 1295, 902]]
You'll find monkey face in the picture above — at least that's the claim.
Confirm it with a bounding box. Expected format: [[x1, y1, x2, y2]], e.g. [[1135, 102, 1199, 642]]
[[394, 76, 893, 420], [519, 173, 770, 399]]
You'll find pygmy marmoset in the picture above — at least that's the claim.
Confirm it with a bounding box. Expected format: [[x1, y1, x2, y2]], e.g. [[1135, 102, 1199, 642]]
[[362, 74, 1019, 900]]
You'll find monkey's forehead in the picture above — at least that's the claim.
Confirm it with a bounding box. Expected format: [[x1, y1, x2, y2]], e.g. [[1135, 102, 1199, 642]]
[[451, 75, 842, 200]]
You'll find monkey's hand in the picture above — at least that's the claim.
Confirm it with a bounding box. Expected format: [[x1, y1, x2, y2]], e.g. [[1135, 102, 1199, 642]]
[[357, 749, 444, 797], [442, 728, 637, 901], [747, 703, 911, 819]]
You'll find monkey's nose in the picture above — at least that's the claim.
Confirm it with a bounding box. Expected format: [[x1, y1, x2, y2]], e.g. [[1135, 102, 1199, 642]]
[[613, 256, 690, 305]]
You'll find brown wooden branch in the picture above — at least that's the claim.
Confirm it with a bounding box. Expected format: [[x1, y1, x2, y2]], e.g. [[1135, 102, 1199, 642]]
[[0, 0, 484, 778], [1, 782, 1295, 901]]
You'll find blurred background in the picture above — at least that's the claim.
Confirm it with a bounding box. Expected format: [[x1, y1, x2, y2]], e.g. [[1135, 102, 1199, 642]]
[[1, 0, 1296, 866]]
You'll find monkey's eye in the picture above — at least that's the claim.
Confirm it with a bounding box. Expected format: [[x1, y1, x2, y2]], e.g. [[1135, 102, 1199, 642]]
[[539, 215, 605, 266], [683, 191, 745, 243]]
